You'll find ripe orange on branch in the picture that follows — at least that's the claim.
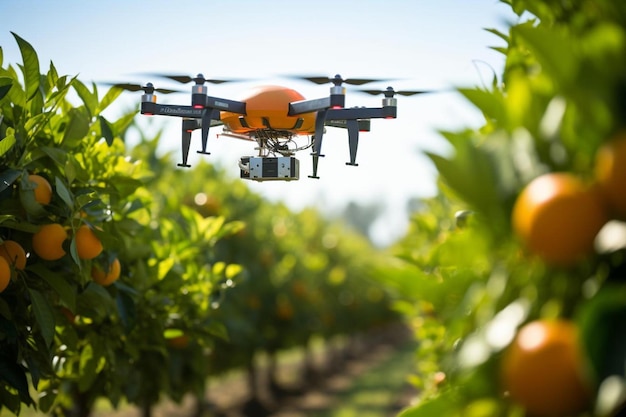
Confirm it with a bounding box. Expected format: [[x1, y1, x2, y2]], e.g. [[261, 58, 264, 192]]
[[167, 334, 190, 349], [0, 257, 11, 293], [75, 225, 103, 260], [595, 131, 626, 219], [512, 172, 608, 267], [91, 257, 121, 286], [501, 319, 592, 417], [27, 174, 52, 205], [0, 240, 27, 270], [32, 223, 67, 261]]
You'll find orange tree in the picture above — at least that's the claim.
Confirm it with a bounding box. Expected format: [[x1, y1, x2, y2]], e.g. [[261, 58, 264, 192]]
[[392, 1, 626, 416], [170, 157, 401, 402], [0, 34, 241, 416]]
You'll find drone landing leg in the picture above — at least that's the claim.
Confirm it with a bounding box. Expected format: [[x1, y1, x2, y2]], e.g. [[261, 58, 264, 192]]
[[345, 119, 359, 166], [308, 110, 327, 179], [198, 109, 219, 155], [178, 124, 192, 168], [310, 153, 321, 180]]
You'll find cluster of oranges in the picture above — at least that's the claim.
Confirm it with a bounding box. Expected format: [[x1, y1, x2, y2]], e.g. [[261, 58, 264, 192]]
[[0, 174, 121, 293], [512, 131, 626, 267], [500, 133, 626, 416]]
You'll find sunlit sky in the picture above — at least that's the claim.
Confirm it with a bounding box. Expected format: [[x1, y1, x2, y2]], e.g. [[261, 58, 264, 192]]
[[2, 0, 517, 245]]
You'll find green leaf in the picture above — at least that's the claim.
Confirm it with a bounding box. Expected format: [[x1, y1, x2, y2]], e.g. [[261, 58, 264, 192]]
[[37, 386, 58, 413], [0, 133, 16, 158], [513, 23, 579, 87], [112, 111, 138, 137], [205, 320, 228, 341], [54, 176, 73, 209], [459, 87, 506, 125], [225, 263, 243, 279], [0, 384, 23, 415], [398, 389, 460, 417], [41, 146, 68, 167], [426, 149, 500, 220], [99, 116, 115, 146], [0, 76, 12, 101], [0, 169, 21, 193], [11, 32, 40, 100], [69, 235, 80, 267], [28, 264, 77, 311], [0, 217, 40, 233], [98, 85, 123, 114], [579, 284, 626, 382], [158, 257, 175, 280], [490, 46, 508, 55], [78, 343, 102, 392], [65, 158, 77, 184], [0, 297, 12, 319], [62, 108, 90, 146], [0, 351, 33, 408], [72, 79, 97, 117], [116, 290, 137, 331], [46, 61, 59, 89], [77, 284, 115, 321], [29, 289, 55, 347], [484, 27, 509, 44]]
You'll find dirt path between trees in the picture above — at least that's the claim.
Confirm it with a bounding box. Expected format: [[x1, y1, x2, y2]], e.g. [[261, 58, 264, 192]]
[[93, 324, 418, 417]]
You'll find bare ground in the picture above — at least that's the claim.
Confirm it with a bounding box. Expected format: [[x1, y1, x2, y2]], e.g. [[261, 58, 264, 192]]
[[92, 324, 417, 417]]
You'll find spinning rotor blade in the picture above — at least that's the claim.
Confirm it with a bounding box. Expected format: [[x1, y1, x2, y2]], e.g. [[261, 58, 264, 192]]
[[294, 74, 385, 86], [105, 82, 179, 94], [147, 73, 243, 85], [359, 87, 439, 97]]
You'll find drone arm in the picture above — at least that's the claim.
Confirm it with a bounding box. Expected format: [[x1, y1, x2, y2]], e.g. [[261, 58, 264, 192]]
[[326, 106, 396, 120], [204, 96, 246, 114], [288, 97, 331, 116], [141, 102, 204, 118], [325, 119, 371, 131]]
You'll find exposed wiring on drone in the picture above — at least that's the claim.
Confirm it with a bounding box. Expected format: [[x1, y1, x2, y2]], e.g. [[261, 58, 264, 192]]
[[249, 130, 314, 157]]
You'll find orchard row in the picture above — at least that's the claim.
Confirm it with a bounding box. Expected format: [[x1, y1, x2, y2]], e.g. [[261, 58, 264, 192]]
[[0, 34, 400, 416]]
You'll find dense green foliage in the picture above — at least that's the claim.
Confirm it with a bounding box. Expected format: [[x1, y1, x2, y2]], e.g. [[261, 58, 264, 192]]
[[392, 1, 626, 416]]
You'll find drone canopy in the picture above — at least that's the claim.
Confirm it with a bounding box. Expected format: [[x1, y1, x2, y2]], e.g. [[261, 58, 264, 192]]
[[220, 85, 316, 135]]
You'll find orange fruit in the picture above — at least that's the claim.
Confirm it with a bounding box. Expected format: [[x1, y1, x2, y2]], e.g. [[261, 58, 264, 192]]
[[433, 371, 446, 387], [512, 172, 608, 266], [0, 240, 27, 270], [595, 132, 626, 219], [0, 257, 11, 293], [28, 174, 52, 205], [32, 223, 67, 261], [75, 225, 103, 260], [91, 257, 121, 286], [276, 297, 294, 320], [501, 319, 592, 417], [59, 307, 76, 324], [167, 334, 190, 349]]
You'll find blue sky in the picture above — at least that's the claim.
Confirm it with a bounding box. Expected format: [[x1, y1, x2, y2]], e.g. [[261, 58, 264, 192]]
[[1, 0, 517, 245]]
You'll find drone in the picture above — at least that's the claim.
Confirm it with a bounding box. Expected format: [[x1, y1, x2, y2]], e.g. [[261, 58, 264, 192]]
[[111, 74, 428, 181]]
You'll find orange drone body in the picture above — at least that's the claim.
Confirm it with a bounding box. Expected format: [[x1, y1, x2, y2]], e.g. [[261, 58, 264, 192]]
[[220, 85, 316, 135]]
